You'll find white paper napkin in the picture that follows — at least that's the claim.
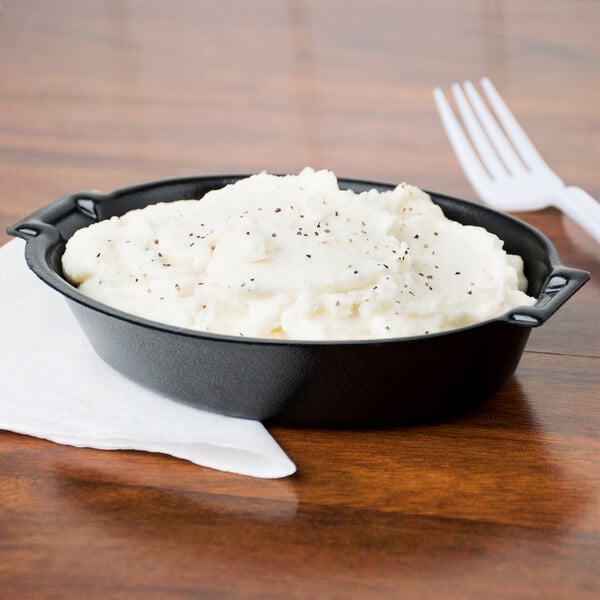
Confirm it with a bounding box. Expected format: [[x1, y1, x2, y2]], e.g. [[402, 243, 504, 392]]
[[0, 238, 296, 479]]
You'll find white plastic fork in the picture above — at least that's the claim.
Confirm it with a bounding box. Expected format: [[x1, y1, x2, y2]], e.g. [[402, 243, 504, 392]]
[[433, 77, 600, 244]]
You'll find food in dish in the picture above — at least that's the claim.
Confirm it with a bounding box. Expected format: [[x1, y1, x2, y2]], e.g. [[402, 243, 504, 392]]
[[61, 168, 536, 340]]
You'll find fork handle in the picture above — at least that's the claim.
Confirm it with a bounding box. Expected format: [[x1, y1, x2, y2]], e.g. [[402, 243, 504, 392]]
[[552, 186, 600, 245]]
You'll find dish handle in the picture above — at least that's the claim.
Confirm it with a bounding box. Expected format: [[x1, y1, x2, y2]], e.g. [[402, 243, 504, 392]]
[[7, 191, 105, 242], [7, 219, 61, 242], [508, 266, 590, 326]]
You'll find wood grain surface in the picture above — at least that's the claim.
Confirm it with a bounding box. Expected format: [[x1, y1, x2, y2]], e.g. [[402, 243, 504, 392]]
[[1, 1, 598, 598]]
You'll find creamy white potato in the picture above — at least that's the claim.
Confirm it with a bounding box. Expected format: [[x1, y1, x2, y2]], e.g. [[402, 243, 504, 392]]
[[62, 168, 536, 340]]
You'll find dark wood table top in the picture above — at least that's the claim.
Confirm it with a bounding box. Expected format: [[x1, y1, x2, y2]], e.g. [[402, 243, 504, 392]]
[[1, 1, 598, 598]]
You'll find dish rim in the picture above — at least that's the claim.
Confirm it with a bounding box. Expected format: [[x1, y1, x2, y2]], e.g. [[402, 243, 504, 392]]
[[7, 173, 590, 347]]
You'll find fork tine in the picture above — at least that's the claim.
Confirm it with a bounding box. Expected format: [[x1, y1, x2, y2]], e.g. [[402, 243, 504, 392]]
[[433, 87, 490, 195], [450, 82, 506, 179], [480, 77, 551, 172], [462, 80, 527, 175]]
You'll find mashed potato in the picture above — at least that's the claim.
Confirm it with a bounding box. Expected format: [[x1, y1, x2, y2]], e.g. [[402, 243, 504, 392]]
[[62, 168, 536, 340]]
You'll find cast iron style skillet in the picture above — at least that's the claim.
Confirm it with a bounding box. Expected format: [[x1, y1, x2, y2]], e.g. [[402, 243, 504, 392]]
[[8, 175, 590, 427]]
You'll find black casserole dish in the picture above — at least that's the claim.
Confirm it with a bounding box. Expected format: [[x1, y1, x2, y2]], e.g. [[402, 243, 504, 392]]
[[8, 175, 589, 427]]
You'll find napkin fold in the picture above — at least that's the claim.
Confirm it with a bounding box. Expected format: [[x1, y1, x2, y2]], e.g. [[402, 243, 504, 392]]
[[0, 239, 296, 479]]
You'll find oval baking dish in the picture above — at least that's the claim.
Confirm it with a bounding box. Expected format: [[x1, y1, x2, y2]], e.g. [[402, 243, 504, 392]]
[[7, 175, 590, 427]]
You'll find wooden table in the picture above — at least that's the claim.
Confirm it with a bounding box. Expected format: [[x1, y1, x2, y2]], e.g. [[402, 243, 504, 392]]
[[1, 1, 598, 598]]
